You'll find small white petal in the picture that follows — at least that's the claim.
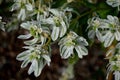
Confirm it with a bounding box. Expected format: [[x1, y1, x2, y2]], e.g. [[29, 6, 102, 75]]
[[103, 32, 114, 47], [75, 46, 83, 58], [24, 38, 38, 45], [21, 58, 30, 68], [20, 22, 30, 30], [60, 20, 67, 37], [25, 3, 33, 11], [16, 50, 30, 61], [18, 34, 32, 39], [88, 30, 95, 39], [42, 55, 51, 62], [51, 26, 59, 41], [18, 9, 26, 21], [115, 31, 120, 41]]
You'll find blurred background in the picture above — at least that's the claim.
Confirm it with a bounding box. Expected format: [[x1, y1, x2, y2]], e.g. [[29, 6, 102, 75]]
[[0, 0, 116, 80]]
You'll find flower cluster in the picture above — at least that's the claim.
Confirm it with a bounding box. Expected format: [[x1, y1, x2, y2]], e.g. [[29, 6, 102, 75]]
[[88, 15, 120, 80], [106, 0, 120, 10], [59, 31, 88, 59], [87, 15, 120, 47], [11, 0, 34, 20], [16, 45, 51, 77], [106, 43, 120, 80], [43, 8, 72, 41], [12, 0, 88, 77]]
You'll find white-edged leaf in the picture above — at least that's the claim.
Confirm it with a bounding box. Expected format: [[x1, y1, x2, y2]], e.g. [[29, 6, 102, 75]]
[[18, 8, 26, 21], [34, 59, 44, 77], [40, 36, 46, 45], [88, 30, 95, 39], [24, 38, 38, 45], [16, 50, 30, 61], [21, 58, 30, 68], [60, 20, 67, 37], [62, 47, 70, 59], [42, 55, 51, 66], [49, 9, 60, 16], [77, 37, 88, 46], [26, 3, 33, 11], [103, 32, 114, 47], [51, 26, 59, 41], [96, 30, 103, 42], [81, 46, 88, 55], [18, 34, 32, 39], [75, 46, 83, 58], [11, 3, 20, 11], [28, 59, 36, 75], [115, 31, 120, 41], [20, 22, 30, 30]]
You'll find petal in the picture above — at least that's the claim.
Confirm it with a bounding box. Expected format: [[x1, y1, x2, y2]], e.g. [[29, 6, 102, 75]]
[[34, 59, 45, 77], [115, 31, 120, 41], [11, 3, 20, 11], [51, 26, 59, 41], [88, 30, 95, 39], [80, 46, 88, 55], [25, 3, 33, 11], [62, 47, 71, 59], [96, 31, 103, 42], [20, 22, 30, 30], [49, 9, 60, 16], [18, 34, 32, 39], [21, 58, 30, 68], [28, 59, 36, 75], [103, 32, 114, 47], [18, 9, 26, 21], [60, 20, 67, 37], [75, 46, 83, 58], [16, 50, 30, 61], [24, 38, 38, 45], [42, 55, 51, 66]]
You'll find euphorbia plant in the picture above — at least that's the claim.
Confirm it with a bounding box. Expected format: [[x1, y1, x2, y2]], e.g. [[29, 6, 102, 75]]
[[1, 0, 120, 80]]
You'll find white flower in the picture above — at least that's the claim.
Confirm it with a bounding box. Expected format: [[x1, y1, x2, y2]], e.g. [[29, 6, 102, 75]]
[[18, 21, 50, 45], [114, 71, 120, 80], [102, 15, 120, 47], [43, 9, 71, 41], [106, 43, 120, 80], [59, 31, 88, 59], [16, 45, 51, 77], [11, 0, 33, 20], [87, 17, 103, 41], [88, 15, 120, 47], [106, 0, 120, 7]]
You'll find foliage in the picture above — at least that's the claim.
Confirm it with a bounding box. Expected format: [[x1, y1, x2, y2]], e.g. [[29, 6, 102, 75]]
[[1, 0, 120, 80]]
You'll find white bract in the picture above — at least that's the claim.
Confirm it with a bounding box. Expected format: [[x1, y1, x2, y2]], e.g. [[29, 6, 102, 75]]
[[16, 45, 51, 77], [59, 31, 88, 59]]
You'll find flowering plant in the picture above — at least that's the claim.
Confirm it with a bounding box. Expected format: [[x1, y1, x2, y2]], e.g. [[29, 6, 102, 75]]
[[1, 0, 120, 80]]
